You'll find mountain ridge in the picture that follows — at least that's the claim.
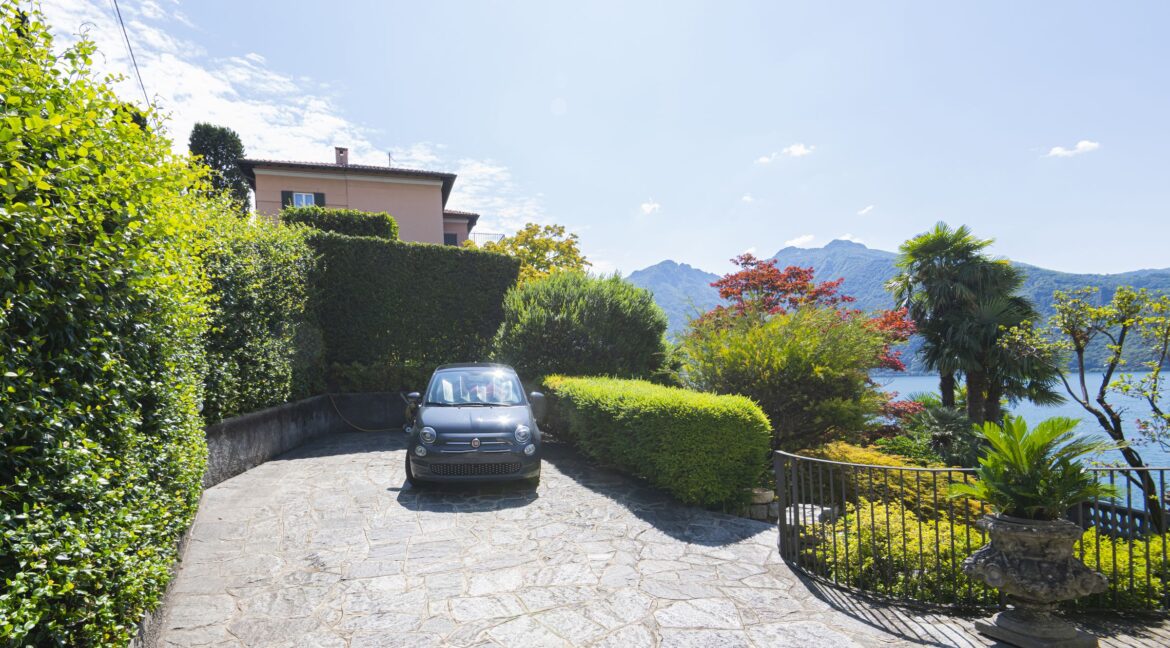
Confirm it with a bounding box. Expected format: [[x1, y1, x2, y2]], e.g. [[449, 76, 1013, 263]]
[[626, 241, 1170, 371]]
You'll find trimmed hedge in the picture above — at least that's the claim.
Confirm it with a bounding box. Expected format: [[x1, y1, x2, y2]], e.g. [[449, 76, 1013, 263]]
[[281, 205, 399, 240], [542, 376, 771, 507], [306, 232, 519, 391], [494, 272, 669, 381], [1, 6, 214, 643], [201, 216, 314, 423]]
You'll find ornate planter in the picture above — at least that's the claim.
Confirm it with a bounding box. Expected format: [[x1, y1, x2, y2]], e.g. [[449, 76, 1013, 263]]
[[963, 514, 1108, 648]]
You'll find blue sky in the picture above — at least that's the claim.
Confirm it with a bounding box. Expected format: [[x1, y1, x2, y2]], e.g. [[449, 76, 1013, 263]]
[[41, 0, 1170, 276]]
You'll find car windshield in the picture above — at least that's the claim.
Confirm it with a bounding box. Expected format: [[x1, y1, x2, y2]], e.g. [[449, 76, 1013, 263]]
[[425, 368, 525, 406]]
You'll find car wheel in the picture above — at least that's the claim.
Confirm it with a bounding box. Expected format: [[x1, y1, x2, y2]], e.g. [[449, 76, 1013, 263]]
[[404, 454, 416, 484]]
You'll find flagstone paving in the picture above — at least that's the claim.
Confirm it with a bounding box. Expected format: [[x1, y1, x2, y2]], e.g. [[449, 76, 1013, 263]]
[[156, 432, 1169, 647]]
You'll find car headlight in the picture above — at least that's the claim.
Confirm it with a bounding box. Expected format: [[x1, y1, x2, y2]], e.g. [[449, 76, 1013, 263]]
[[514, 424, 531, 444], [420, 427, 437, 444]]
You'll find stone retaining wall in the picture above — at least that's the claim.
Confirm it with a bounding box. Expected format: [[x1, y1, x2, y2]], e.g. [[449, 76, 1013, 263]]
[[203, 391, 405, 488]]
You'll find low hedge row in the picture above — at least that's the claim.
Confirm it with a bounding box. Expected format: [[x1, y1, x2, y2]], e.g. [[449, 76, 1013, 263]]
[[281, 205, 399, 240], [306, 232, 519, 391], [542, 376, 771, 507]]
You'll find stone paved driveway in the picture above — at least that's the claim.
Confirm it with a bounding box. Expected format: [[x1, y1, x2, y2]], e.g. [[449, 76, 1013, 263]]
[[157, 432, 1166, 647]]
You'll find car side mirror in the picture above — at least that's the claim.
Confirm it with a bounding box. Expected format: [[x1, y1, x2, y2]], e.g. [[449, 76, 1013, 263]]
[[528, 392, 546, 418], [406, 392, 421, 403]]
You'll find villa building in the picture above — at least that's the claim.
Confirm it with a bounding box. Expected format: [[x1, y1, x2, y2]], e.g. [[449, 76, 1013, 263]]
[[239, 147, 479, 245]]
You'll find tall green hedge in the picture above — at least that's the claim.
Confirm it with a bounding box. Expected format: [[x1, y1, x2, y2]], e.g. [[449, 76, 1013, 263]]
[[306, 232, 519, 391], [281, 205, 398, 240], [1, 5, 215, 643], [542, 376, 771, 507], [201, 216, 315, 423], [494, 272, 669, 381]]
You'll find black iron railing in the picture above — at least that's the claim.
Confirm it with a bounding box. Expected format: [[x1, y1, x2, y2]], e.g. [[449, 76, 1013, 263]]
[[774, 451, 1170, 611]]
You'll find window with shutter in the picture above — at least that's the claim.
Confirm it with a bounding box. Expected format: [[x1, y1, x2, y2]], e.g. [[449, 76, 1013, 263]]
[[281, 191, 293, 207], [314, 192, 326, 206]]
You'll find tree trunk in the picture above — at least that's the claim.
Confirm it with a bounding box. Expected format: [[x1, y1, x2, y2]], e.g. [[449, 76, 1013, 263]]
[[966, 371, 987, 426], [984, 381, 1004, 426], [940, 372, 956, 408]]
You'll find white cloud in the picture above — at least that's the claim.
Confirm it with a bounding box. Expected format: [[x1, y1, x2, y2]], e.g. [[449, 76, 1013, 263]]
[[857, 204, 874, 216], [743, 246, 757, 255], [837, 233, 864, 244], [756, 143, 815, 164], [741, 194, 754, 203], [783, 234, 816, 248], [640, 200, 661, 215], [1046, 140, 1100, 158], [39, 0, 545, 236]]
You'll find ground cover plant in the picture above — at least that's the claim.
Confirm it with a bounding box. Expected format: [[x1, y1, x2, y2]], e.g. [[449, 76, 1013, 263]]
[[0, 4, 219, 643], [542, 376, 770, 507]]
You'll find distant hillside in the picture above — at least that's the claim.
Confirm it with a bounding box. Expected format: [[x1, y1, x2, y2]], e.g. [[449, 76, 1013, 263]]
[[626, 240, 1170, 371], [626, 260, 721, 334]]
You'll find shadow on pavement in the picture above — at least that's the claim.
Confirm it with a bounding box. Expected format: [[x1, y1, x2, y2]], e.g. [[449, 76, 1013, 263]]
[[540, 439, 773, 547], [394, 479, 540, 513]]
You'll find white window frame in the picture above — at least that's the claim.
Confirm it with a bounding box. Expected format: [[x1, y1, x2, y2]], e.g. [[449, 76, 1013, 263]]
[[292, 192, 315, 207]]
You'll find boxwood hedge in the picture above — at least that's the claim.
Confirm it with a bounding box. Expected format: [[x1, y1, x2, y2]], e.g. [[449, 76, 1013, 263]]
[[542, 376, 771, 507], [1, 6, 215, 644], [306, 232, 519, 391], [280, 205, 398, 240]]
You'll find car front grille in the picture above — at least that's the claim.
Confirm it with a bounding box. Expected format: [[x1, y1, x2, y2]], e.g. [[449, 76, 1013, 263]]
[[429, 462, 522, 477]]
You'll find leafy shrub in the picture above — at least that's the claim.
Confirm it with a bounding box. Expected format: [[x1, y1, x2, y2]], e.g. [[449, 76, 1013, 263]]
[[494, 272, 669, 381], [801, 443, 987, 521], [874, 430, 944, 466], [281, 205, 398, 240], [1, 6, 214, 643], [306, 232, 519, 391], [201, 216, 314, 422], [542, 376, 771, 507], [810, 499, 995, 607], [681, 307, 888, 450], [1075, 528, 1170, 610]]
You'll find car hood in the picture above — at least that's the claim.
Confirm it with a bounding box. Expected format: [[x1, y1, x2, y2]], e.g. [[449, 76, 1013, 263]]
[[419, 405, 532, 433]]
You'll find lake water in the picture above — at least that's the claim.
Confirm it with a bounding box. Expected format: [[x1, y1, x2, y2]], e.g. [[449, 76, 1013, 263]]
[[874, 372, 1170, 468]]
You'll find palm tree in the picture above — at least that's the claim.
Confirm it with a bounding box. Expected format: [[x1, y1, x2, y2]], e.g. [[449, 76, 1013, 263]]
[[887, 223, 993, 407]]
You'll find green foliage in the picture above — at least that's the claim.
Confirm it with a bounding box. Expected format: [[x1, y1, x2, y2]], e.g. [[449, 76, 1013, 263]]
[[306, 232, 518, 391], [811, 499, 996, 607], [949, 417, 1119, 520], [802, 443, 985, 520], [1075, 527, 1170, 610], [680, 307, 888, 450], [477, 222, 590, 284], [877, 405, 982, 467], [494, 272, 669, 382], [542, 376, 771, 507], [1, 5, 213, 643], [281, 205, 399, 240], [187, 122, 249, 213], [201, 216, 314, 423]]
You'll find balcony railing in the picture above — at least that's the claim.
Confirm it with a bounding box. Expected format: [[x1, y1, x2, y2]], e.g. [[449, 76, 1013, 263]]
[[471, 232, 505, 245]]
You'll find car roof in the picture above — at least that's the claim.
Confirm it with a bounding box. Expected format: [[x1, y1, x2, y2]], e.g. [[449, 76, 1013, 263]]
[[434, 362, 516, 372]]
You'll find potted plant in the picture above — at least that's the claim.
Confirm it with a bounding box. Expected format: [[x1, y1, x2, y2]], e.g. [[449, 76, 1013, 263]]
[[950, 416, 1117, 648]]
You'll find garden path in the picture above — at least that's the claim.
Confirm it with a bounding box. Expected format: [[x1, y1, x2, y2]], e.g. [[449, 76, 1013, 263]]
[[156, 432, 1168, 647]]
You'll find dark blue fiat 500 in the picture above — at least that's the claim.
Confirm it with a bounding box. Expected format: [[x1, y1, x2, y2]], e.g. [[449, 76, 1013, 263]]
[[404, 363, 543, 485]]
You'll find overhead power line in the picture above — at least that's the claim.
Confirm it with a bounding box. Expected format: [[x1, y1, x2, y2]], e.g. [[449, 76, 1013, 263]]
[[109, 0, 150, 107]]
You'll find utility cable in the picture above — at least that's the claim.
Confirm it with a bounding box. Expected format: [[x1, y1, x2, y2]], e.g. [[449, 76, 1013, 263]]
[[109, 0, 150, 107]]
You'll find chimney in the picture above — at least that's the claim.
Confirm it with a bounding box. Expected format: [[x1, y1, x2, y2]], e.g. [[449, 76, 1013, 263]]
[[334, 146, 349, 166], [387, 152, 393, 167]]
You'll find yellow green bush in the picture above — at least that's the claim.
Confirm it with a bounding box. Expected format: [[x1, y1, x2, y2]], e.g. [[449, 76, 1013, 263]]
[[800, 442, 988, 521], [543, 376, 771, 507], [1074, 527, 1170, 610], [810, 499, 995, 607]]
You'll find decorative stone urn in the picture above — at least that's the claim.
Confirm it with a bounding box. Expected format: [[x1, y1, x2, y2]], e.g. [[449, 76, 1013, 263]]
[[963, 515, 1109, 648]]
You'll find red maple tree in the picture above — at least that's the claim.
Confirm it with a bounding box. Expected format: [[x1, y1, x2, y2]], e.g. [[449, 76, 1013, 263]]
[[695, 253, 915, 371]]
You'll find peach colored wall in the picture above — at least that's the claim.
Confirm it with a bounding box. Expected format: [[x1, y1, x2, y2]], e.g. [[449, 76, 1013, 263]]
[[253, 169, 445, 244], [443, 220, 471, 245]]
